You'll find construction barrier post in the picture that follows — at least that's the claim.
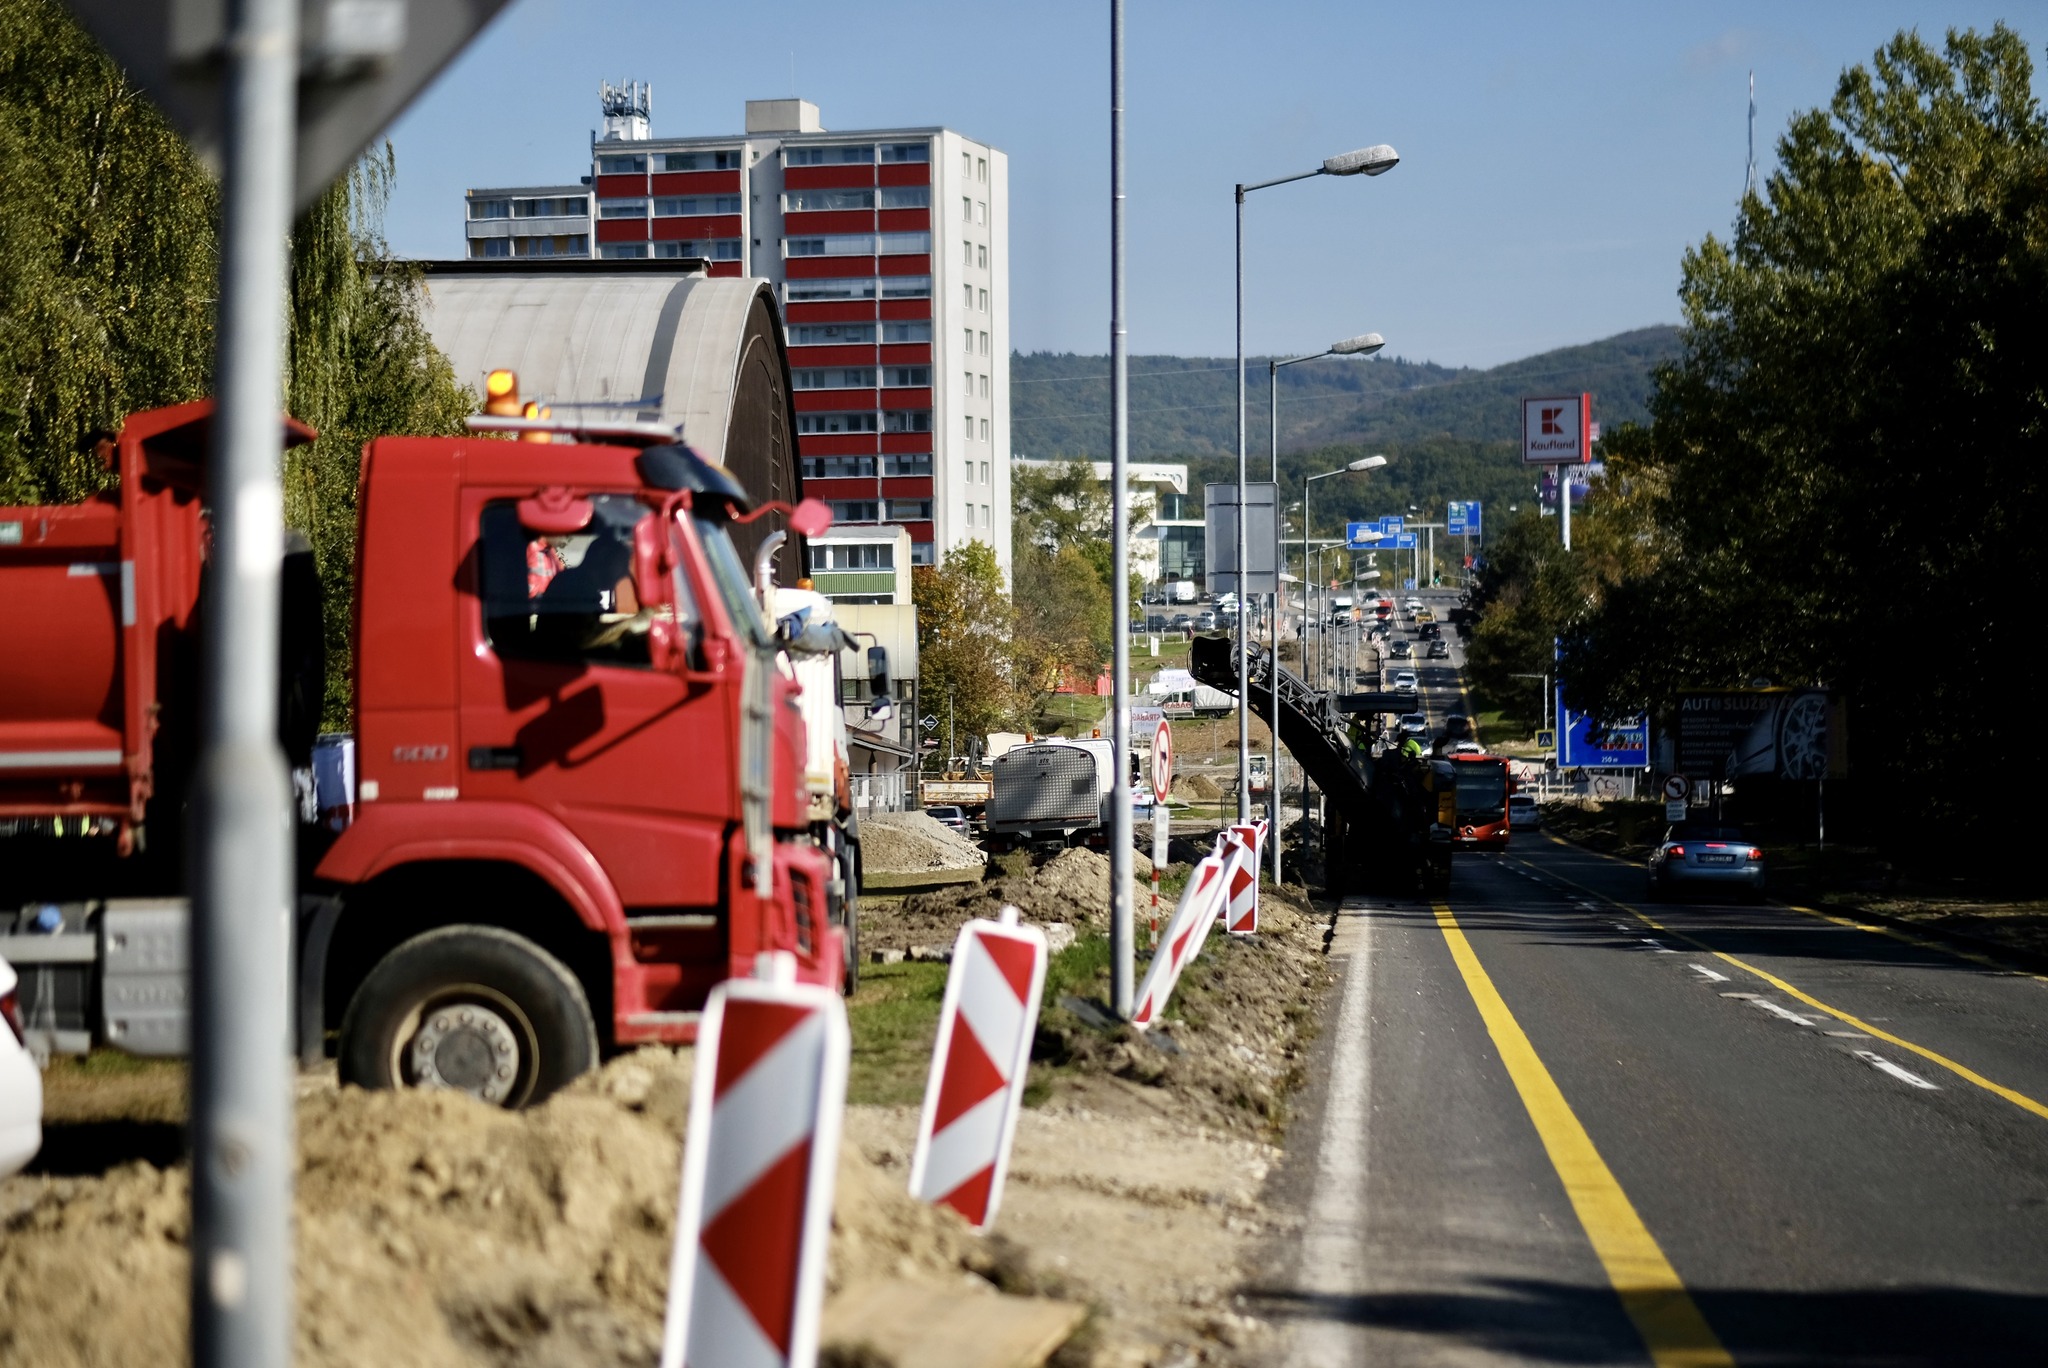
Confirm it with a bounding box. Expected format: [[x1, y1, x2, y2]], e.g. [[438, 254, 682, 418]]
[[660, 955, 848, 1368], [1130, 852, 1230, 1030], [907, 906, 1048, 1229]]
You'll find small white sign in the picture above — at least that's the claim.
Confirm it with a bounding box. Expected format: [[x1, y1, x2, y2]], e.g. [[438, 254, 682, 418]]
[[1666, 798, 1689, 823]]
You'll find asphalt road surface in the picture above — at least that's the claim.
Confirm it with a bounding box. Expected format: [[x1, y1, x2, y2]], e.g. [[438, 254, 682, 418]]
[[1266, 594, 2048, 1365]]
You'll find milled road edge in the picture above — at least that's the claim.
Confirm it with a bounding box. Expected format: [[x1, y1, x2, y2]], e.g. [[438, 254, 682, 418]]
[[1432, 900, 1734, 1368]]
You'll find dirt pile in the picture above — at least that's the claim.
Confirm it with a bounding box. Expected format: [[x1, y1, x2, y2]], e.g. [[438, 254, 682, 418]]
[[871, 846, 1156, 953], [0, 1051, 989, 1368], [861, 811, 987, 874], [1179, 773, 1225, 801]]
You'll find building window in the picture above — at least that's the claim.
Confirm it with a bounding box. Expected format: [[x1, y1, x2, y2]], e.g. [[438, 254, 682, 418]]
[[513, 235, 580, 258], [513, 196, 586, 218], [784, 234, 876, 257], [597, 155, 647, 174], [797, 412, 880, 434], [963, 284, 974, 309], [468, 198, 511, 220], [964, 327, 975, 351], [878, 275, 930, 298], [794, 367, 877, 390], [883, 410, 932, 434], [599, 244, 648, 259], [812, 542, 895, 570], [711, 240, 742, 259], [660, 150, 739, 171], [977, 157, 988, 182], [791, 322, 876, 345], [979, 330, 989, 355], [978, 374, 989, 398], [887, 499, 933, 521], [964, 416, 975, 441], [978, 288, 988, 312], [962, 151, 972, 176], [981, 503, 990, 528], [880, 142, 929, 163], [962, 242, 974, 268], [975, 201, 986, 224], [962, 197, 972, 222], [884, 367, 930, 388], [979, 419, 989, 441], [977, 244, 987, 269], [882, 321, 931, 343], [802, 455, 877, 479], [962, 370, 973, 394], [828, 500, 880, 522], [784, 278, 880, 302], [479, 495, 662, 669], [653, 195, 742, 217], [879, 186, 930, 209], [880, 229, 937, 253], [783, 188, 875, 212], [472, 237, 512, 258], [785, 144, 875, 166], [911, 541, 936, 566], [980, 461, 989, 483], [964, 459, 974, 486], [883, 453, 932, 476], [598, 199, 647, 219]]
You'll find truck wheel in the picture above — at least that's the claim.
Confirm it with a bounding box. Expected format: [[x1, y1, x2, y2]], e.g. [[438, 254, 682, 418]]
[[339, 926, 598, 1108]]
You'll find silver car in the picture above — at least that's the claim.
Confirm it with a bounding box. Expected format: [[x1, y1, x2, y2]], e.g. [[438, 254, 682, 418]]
[[925, 804, 969, 833], [1647, 824, 1766, 901]]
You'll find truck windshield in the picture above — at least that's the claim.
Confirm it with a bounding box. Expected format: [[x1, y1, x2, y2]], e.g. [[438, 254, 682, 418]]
[[693, 515, 772, 648], [1455, 760, 1507, 822], [481, 495, 653, 667]]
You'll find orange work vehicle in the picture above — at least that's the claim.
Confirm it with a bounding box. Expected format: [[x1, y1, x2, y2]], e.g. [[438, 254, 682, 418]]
[[0, 391, 838, 1105]]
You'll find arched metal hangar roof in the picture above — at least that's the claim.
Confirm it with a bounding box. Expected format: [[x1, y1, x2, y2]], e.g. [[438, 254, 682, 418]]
[[418, 261, 801, 516]]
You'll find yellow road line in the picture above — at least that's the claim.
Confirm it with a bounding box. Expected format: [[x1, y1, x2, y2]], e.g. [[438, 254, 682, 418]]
[[1432, 901, 1734, 1368], [1515, 861, 2048, 1124]]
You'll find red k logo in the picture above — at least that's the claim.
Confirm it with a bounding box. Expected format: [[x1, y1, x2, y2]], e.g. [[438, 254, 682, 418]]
[[1540, 407, 1565, 435]]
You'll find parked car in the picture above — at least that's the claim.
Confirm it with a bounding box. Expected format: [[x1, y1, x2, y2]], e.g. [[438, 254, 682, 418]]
[[926, 805, 969, 834], [1507, 793, 1540, 829], [1171, 613, 1194, 631], [1193, 611, 1218, 631], [1144, 613, 1169, 631], [1391, 669, 1420, 692], [1426, 639, 1450, 659], [1389, 639, 1414, 659], [1, 955, 43, 1179], [1647, 824, 1766, 901]]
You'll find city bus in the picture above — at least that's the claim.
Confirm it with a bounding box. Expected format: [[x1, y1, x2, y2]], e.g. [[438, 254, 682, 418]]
[[1448, 753, 1513, 850]]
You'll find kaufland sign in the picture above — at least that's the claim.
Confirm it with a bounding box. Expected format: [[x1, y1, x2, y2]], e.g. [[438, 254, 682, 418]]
[[1522, 394, 1593, 466]]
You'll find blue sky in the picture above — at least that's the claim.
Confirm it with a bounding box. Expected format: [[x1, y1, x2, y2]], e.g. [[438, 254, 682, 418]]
[[384, 1, 2041, 368]]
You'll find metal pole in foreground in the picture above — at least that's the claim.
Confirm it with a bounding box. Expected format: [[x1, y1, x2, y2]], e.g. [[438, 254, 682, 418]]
[[1108, 0, 1134, 1019], [1232, 185, 1250, 822], [1267, 361, 1282, 883], [192, 0, 299, 1363]]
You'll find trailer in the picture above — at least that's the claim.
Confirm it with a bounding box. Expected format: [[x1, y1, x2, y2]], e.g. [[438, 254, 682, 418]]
[[984, 738, 1119, 848]]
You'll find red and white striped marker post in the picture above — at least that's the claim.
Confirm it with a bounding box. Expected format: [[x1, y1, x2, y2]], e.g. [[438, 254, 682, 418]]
[[908, 906, 1048, 1229], [1224, 820, 1266, 935], [661, 952, 848, 1368], [1130, 852, 1229, 1030]]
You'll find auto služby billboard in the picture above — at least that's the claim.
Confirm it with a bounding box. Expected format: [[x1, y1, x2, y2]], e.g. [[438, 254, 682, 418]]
[[1675, 690, 1843, 780]]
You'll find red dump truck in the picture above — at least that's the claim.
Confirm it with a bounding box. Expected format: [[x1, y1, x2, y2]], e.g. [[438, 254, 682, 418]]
[[0, 395, 839, 1105]]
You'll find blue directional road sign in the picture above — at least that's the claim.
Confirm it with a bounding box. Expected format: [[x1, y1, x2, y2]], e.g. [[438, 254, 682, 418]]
[[1556, 686, 1649, 768], [1447, 501, 1482, 536], [1345, 522, 1382, 548], [1378, 516, 1404, 534], [1388, 533, 1418, 549]]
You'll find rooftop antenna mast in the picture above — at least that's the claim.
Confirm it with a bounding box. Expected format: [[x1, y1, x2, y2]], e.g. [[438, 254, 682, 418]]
[[1745, 70, 1758, 200]]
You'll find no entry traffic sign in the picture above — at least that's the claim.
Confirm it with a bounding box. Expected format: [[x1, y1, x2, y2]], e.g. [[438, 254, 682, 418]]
[[1151, 722, 1174, 803]]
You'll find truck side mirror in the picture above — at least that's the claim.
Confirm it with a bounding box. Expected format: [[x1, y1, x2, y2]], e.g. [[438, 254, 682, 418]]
[[788, 497, 833, 539], [632, 516, 694, 673], [864, 644, 893, 719]]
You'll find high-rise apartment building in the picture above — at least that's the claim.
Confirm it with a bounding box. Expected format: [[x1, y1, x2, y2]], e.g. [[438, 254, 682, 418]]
[[461, 88, 1009, 578]]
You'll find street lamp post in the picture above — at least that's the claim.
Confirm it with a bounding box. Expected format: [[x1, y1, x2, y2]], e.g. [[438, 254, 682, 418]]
[[1265, 335, 1382, 883], [1234, 142, 1398, 822]]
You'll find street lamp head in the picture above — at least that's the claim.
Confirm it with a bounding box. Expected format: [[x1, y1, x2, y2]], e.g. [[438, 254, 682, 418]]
[[1349, 455, 1388, 471], [1329, 332, 1385, 356], [1323, 144, 1400, 177]]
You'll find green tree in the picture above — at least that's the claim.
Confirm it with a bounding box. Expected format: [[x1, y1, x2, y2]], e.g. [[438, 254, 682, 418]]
[[912, 542, 1015, 748], [1010, 542, 1110, 718]]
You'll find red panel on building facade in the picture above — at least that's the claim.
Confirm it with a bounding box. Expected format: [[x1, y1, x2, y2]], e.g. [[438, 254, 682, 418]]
[[783, 165, 876, 190], [879, 388, 933, 411], [880, 477, 934, 499], [786, 301, 878, 323], [878, 209, 931, 232], [792, 389, 878, 412], [594, 174, 647, 199], [898, 521, 936, 543], [649, 170, 742, 195], [877, 163, 931, 187], [596, 219, 648, 243], [797, 433, 879, 456], [784, 255, 877, 280], [879, 432, 933, 454], [802, 476, 883, 500], [708, 261, 743, 278], [649, 215, 743, 241], [879, 299, 931, 321], [783, 210, 876, 235], [788, 344, 880, 368], [879, 344, 932, 365], [877, 254, 931, 276]]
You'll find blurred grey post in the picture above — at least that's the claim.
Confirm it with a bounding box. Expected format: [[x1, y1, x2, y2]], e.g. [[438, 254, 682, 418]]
[[1233, 142, 1397, 822], [1300, 452, 1388, 846], [1108, 0, 1134, 1018], [192, 0, 299, 1363], [1270, 336, 1384, 881]]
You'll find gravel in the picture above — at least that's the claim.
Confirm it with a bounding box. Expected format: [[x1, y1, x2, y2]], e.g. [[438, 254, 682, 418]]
[[860, 812, 987, 874]]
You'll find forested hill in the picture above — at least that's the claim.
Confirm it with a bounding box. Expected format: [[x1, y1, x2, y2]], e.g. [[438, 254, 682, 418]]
[[1010, 325, 1681, 463]]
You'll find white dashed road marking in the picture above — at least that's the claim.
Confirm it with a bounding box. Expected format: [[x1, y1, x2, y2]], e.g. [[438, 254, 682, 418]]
[[1689, 964, 1730, 983], [1752, 999, 1819, 1027], [1853, 1050, 1940, 1090]]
